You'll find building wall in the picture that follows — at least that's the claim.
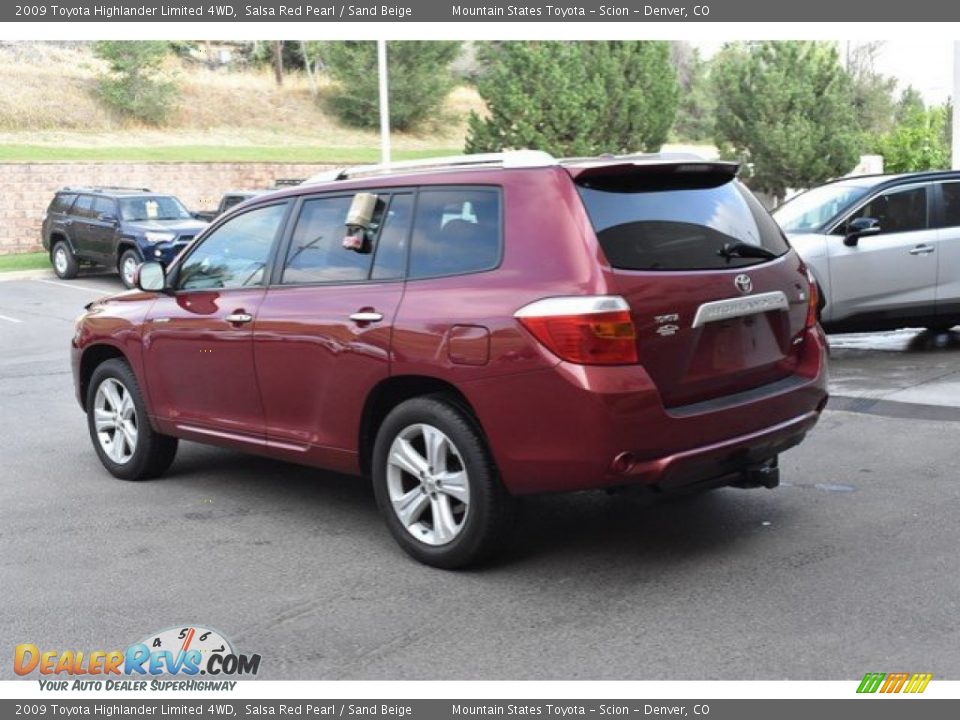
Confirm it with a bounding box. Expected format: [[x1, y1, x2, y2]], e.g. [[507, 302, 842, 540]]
[[0, 162, 335, 255]]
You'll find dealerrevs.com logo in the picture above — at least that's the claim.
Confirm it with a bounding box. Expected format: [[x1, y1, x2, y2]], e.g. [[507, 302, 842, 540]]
[[15, 626, 260, 691]]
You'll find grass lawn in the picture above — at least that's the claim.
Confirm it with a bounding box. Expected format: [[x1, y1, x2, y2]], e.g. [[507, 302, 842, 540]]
[[0, 145, 462, 164], [0, 252, 48, 272]]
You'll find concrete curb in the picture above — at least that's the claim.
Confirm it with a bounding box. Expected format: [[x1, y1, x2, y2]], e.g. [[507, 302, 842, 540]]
[[0, 268, 55, 282]]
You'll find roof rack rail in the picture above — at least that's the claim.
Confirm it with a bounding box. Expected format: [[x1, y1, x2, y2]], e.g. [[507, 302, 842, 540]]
[[61, 185, 152, 193], [306, 150, 557, 184]]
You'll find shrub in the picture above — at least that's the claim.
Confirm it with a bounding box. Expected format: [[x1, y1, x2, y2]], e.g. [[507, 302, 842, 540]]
[[465, 41, 678, 157], [711, 41, 862, 203], [321, 41, 462, 131], [92, 41, 178, 125], [875, 105, 951, 173]]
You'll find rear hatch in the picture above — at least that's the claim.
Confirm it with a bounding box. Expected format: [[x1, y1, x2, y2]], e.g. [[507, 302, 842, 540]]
[[571, 160, 810, 408]]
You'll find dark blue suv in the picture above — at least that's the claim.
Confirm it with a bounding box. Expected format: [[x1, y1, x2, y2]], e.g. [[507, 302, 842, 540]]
[[41, 187, 208, 288]]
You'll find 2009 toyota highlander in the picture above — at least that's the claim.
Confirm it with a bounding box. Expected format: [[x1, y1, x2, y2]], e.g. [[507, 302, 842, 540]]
[[71, 151, 828, 568]]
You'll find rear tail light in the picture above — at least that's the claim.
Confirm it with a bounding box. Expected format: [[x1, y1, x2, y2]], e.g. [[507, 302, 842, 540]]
[[514, 296, 638, 365], [805, 270, 819, 329]]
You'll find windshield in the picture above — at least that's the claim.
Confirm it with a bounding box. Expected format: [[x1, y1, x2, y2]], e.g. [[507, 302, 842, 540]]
[[119, 196, 191, 222], [773, 183, 872, 233]]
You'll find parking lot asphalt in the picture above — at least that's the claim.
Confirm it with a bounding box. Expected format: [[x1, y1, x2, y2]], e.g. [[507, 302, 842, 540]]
[[1, 269, 959, 680]]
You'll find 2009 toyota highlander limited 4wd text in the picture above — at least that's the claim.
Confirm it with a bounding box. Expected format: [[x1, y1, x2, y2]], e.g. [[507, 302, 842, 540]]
[[71, 151, 829, 568]]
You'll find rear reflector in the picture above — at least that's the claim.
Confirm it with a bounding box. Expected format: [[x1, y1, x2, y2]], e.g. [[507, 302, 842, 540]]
[[514, 296, 638, 365]]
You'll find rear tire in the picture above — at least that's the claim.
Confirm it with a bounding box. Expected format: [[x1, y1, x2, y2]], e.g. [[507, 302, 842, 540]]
[[119, 249, 141, 289], [372, 396, 515, 569], [86, 358, 178, 481], [51, 241, 79, 279]]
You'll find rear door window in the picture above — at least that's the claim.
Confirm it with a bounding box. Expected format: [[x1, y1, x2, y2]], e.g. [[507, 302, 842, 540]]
[[938, 182, 960, 228], [73, 195, 95, 219], [281, 195, 377, 284], [577, 177, 790, 271], [372, 194, 414, 280], [408, 188, 501, 279]]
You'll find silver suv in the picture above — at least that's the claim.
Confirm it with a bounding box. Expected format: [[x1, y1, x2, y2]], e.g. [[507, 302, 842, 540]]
[[773, 171, 960, 333]]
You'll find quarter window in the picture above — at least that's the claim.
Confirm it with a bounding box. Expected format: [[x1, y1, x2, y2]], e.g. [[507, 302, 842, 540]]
[[843, 186, 928, 235], [408, 188, 501, 279], [178, 204, 287, 290], [50, 194, 77, 214]]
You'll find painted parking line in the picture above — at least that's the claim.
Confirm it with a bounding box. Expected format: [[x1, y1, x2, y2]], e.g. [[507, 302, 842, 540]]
[[0, 313, 23, 323], [33, 278, 112, 295]]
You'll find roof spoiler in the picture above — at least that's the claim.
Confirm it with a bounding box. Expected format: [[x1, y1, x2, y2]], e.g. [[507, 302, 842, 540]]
[[567, 156, 740, 182]]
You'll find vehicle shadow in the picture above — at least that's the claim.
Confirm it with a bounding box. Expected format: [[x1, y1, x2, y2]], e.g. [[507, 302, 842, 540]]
[[164, 444, 764, 569], [905, 328, 960, 352]]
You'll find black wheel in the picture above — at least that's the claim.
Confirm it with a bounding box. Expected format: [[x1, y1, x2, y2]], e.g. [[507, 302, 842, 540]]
[[51, 240, 79, 279], [118, 249, 141, 289], [86, 358, 178, 481], [372, 395, 515, 569]]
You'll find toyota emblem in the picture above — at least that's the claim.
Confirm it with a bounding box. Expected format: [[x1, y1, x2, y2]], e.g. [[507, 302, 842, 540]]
[[734, 274, 753, 294]]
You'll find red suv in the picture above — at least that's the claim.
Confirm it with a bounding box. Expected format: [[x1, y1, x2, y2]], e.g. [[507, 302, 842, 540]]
[[71, 152, 828, 568]]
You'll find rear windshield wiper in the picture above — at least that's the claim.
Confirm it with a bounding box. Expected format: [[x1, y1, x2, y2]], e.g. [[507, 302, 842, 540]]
[[717, 242, 777, 261]]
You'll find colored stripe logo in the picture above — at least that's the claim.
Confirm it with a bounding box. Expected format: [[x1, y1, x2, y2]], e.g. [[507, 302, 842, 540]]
[[857, 672, 932, 694]]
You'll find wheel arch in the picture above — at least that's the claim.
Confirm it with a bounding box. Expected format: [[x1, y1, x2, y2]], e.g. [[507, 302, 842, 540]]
[[78, 344, 129, 411], [116, 240, 142, 268], [48, 231, 76, 257], [358, 375, 486, 478]]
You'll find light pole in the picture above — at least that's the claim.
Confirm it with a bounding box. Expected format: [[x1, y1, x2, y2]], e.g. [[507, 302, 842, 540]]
[[378, 40, 391, 167]]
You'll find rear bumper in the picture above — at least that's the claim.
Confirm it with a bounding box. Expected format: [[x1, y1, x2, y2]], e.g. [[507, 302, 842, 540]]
[[462, 326, 828, 495]]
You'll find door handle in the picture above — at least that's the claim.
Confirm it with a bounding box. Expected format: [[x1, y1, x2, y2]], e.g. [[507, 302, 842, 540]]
[[909, 245, 935, 255], [349, 311, 384, 323], [225, 312, 253, 324]]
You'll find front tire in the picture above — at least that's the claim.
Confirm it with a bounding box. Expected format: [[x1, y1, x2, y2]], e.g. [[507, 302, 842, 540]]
[[372, 396, 515, 569], [119, 249, 141, 289], [51, 241, 79, 279], [86, 358, 178, 481]]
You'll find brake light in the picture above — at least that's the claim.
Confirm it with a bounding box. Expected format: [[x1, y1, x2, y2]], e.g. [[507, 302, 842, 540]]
[[514, 296, 638, 365], [805, 270, 819, 329]]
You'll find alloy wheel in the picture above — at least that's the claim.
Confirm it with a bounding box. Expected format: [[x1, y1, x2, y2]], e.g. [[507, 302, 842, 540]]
[[54, 246, 68, 274], [386, 423, 470, 546], [122, 256, 138, 286], [93, 378, 138, 465]]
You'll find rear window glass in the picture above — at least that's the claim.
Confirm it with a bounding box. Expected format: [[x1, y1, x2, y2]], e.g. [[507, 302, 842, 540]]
[[577, 177, 790, 271], [50, 194, 76, 214], [408, 188, 501, 279]]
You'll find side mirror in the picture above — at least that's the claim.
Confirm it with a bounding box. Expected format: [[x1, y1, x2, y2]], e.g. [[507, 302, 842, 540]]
[[99, 213, 118, 224], [136, 262, 166, 292], [844, 217, 881, 247]]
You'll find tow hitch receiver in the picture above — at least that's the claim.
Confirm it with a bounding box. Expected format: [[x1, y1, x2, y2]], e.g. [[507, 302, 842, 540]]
[[731, 457, 781, 489]]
